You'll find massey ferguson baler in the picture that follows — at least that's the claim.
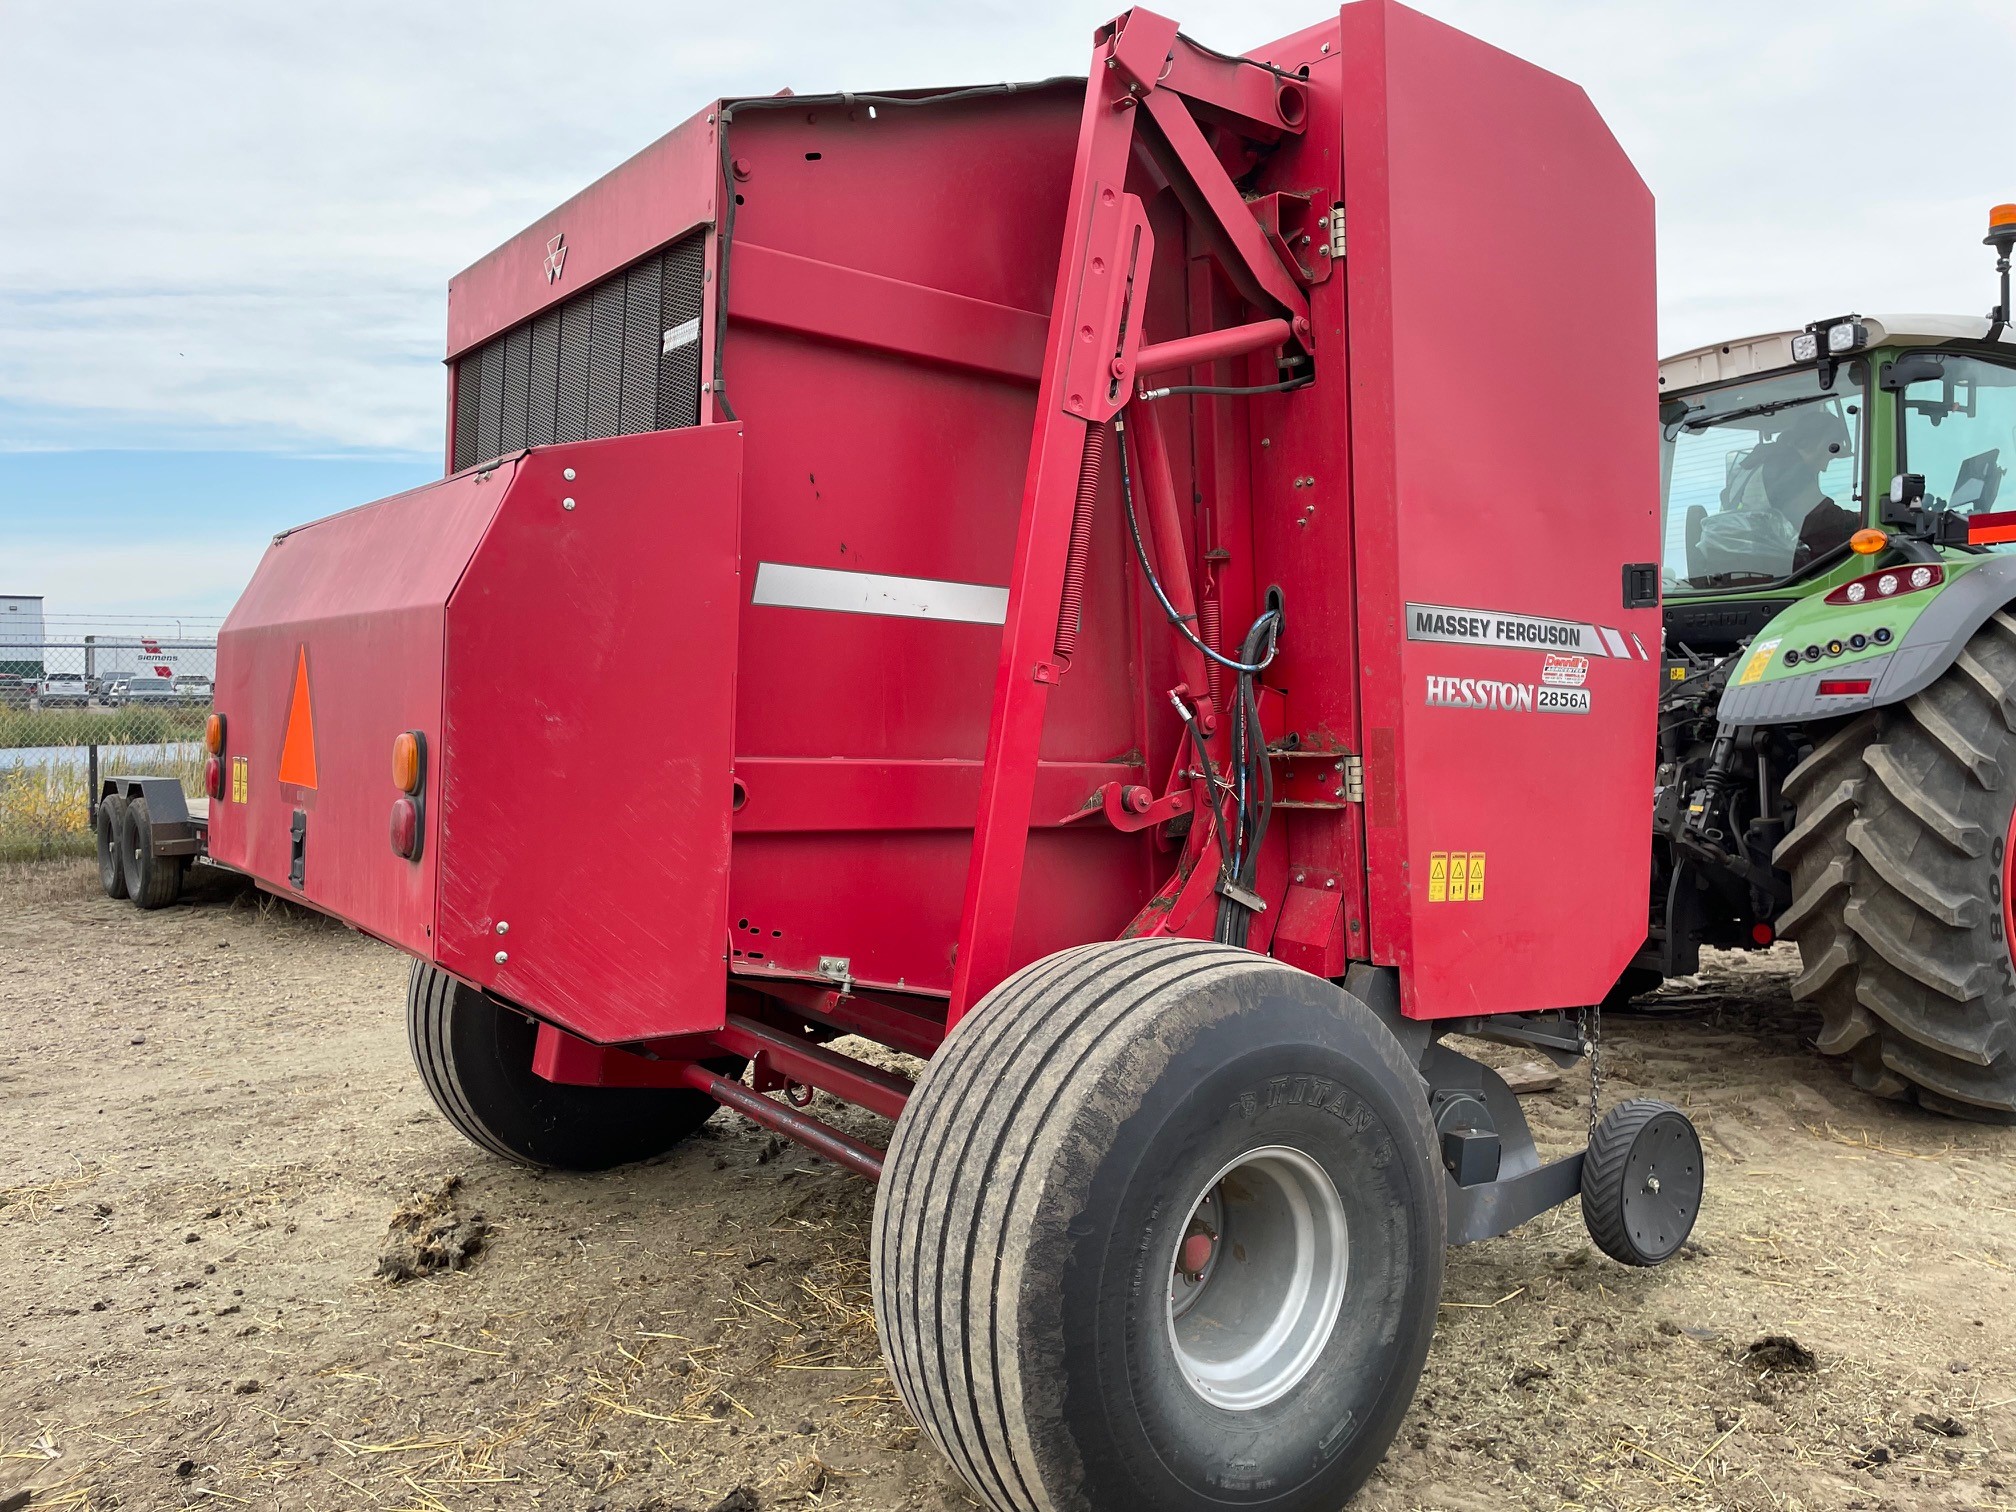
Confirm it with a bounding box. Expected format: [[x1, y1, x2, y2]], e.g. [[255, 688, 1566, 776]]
[[207, 5, 1701, 1505]]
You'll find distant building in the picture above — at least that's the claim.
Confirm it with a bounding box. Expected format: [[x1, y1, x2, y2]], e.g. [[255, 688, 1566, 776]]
[[0, 594, 44, 677]]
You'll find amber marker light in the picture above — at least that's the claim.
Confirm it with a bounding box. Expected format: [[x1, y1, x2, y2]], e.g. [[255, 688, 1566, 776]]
[[1849, 528, 1888, 555], [392, 731, 426, 794], [204, 712, 226, 754]]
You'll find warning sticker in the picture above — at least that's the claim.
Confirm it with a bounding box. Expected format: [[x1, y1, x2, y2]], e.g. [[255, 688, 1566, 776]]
[[1541, 653, 1589, 687], [1427, 848, 1488, 902], [230, 756, 249, 804], [1738, 637, 1781, 687]]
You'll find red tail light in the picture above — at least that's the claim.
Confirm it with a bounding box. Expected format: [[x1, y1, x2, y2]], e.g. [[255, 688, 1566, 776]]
[[1825, 563, 1942, 606], [1750, 922, 1775, 945], [389, 796, 422, 859], [204, 756, 224, 799], [1818, 679, 1872, 697]]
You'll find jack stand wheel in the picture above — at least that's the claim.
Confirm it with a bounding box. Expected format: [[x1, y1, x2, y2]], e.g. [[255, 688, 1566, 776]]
[[1580, 1099, 1701, 1267]]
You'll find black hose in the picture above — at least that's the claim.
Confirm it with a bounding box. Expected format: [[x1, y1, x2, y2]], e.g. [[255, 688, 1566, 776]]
[[1139, 379, 1312, 400]]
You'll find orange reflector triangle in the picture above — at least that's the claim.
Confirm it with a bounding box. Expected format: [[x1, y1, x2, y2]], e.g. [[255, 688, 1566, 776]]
[[278, 646, 319, 789]]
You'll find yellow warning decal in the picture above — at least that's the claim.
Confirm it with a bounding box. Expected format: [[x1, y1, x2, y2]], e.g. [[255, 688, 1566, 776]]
[[1738, 637, 1780, 687], [1427, 848, 1488, 901], [230, 756, 249, 804], [1669, 665, 1688, 682]]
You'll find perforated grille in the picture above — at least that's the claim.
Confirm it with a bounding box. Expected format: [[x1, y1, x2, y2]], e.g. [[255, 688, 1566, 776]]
[[451, 231, 706, 472]]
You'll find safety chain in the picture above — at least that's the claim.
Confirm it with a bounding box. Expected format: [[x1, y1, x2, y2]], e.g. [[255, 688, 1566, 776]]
[[1578, 1000, 1604, 1140]]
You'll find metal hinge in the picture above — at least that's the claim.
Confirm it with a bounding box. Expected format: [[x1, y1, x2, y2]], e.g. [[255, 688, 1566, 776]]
[[1322, 204, 1346, 261], [1341, 754, 1364, 803]]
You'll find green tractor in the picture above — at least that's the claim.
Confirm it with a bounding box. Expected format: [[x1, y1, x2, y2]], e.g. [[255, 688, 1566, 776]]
[[1642, 204, 2016, 1121]]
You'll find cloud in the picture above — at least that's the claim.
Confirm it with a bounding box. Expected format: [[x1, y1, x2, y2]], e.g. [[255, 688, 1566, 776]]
[[1, 0, 2012, 461]]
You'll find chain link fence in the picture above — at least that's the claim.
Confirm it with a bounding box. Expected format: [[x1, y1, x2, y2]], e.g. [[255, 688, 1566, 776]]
[[0, 637, 218, 861]]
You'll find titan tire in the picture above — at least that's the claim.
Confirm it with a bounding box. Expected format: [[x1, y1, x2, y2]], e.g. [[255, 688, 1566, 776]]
[[1775, 612, 2016, 1121], [120, 796, 184, 909], [872, 938, 1445, 1512], [97, 794, 129, 900], [406, 961, 732, 1171]]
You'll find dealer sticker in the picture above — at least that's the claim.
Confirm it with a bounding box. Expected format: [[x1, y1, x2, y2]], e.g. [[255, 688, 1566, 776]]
[[1541, 653, 1589, 687]]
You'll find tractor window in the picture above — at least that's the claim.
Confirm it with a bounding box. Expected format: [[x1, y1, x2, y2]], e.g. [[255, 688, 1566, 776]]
[[1897, 354, 2016, 530], [1660, 370, 1863, 594]]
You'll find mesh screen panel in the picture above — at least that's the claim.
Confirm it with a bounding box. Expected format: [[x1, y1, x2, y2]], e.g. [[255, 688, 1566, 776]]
[[449, 230, 706, 471]]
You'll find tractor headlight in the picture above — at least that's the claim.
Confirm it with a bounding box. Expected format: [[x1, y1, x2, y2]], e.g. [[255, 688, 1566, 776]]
[[1790, 332, 1820, 363], [1827, 319, 1868, 354]]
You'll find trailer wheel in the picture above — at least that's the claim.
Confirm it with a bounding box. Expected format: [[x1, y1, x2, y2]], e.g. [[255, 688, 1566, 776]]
[[1580, 1098, 1701, 1266], [120, 796, 184, 909], [873, 938, 1444, 1512], [97, 794, 129, 900], [1776, 613, 2016, 1121], [406, 962, 733, 1171]]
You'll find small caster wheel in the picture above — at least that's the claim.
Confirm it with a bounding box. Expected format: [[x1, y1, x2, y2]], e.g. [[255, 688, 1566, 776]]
[[1581, 1098, 1702, 1266]]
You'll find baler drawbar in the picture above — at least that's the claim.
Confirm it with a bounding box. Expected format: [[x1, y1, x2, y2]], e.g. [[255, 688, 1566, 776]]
[[209, 4, 1701, 1505]]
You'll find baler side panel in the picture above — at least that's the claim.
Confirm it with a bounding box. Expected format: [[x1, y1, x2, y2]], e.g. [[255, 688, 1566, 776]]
[[711, 92, 1173, 998], [207, 467, 517, 953], [1341, 0, 1660, 1017], [436, 427, 744, 1044]]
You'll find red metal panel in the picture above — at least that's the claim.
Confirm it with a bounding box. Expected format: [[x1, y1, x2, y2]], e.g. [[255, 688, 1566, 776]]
[[435, 427, 743, 1043], [446, 107, 718, 360], [208, 467, 515, 954], [1339, 0, 1659, 1017]]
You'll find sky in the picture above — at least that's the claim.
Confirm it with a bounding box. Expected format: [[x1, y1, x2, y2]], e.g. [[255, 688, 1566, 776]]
[[1, 0, 2011, 631]]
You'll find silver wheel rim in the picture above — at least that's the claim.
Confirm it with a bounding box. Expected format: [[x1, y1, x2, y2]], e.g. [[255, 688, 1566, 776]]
[[1165, 1144, 1349, 1411]]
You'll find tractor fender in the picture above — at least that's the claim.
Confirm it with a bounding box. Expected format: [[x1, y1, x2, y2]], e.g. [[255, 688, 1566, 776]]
[[1717, 555, 2016, 727]]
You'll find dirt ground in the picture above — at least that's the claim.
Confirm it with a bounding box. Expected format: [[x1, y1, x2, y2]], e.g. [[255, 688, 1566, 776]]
[[3, 860, 2014, 1512]]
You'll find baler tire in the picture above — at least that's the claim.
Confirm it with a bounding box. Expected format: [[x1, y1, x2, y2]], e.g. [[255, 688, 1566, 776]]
[[121, 797, 184, 910], [1775, 611, 2016, 1122], [872, 938, 1445, 1512], [97, 794, 129, 900], [1580, 1098, 1702, 1266], [406, 961, 733, 1171]]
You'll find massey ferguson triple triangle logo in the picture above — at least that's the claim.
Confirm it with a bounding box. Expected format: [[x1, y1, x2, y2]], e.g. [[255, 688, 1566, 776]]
[[543, 233, 567, 284]]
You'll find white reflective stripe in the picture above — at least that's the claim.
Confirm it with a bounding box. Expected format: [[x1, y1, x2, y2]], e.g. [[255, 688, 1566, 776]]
[[1599, 626, 1631, 658], [1629, 631, 1650, 660], [751, 562, 1009, 625], [662, 317, 701, 354]]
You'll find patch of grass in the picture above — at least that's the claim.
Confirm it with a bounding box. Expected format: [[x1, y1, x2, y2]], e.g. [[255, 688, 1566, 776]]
[[0, 751, 204, 863], [0, 704, 207, 750]]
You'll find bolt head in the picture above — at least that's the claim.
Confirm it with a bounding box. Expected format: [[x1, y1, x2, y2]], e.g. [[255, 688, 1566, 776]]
[[494, 950, 509, 965], [495, 921, 509, 935], [563, 467, 577, 481], [1645, 1174, 1661, 1194], [562, 498, 576, 511]]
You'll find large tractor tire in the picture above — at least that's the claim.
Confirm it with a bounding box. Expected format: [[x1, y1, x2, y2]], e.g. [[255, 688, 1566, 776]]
[[873, 938, 1444, 1512], [406, 962, 731, 1171], [1776, 613, 2016, 1121]]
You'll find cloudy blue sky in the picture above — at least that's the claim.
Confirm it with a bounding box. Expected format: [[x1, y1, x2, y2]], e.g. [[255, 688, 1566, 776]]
[[2, 0, 2011, 631]]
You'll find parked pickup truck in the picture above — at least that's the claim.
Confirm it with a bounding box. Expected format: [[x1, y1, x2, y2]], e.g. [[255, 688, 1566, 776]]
[[38, 672, 90, 708]]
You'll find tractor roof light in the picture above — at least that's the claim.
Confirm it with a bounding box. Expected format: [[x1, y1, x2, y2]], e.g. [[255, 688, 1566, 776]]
[[1827, 319, 1868, 354], [1825, 563, 1943, 606], [1789, 332, 1820, 363], [1988, 202, 2016, 251]]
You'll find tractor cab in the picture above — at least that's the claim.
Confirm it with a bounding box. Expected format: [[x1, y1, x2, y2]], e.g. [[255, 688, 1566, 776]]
[[1656, 313, 2016, 653]]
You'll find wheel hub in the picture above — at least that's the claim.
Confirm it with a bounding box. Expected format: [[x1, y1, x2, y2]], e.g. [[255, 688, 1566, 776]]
[[1164, 1145, 1349, 1411]]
